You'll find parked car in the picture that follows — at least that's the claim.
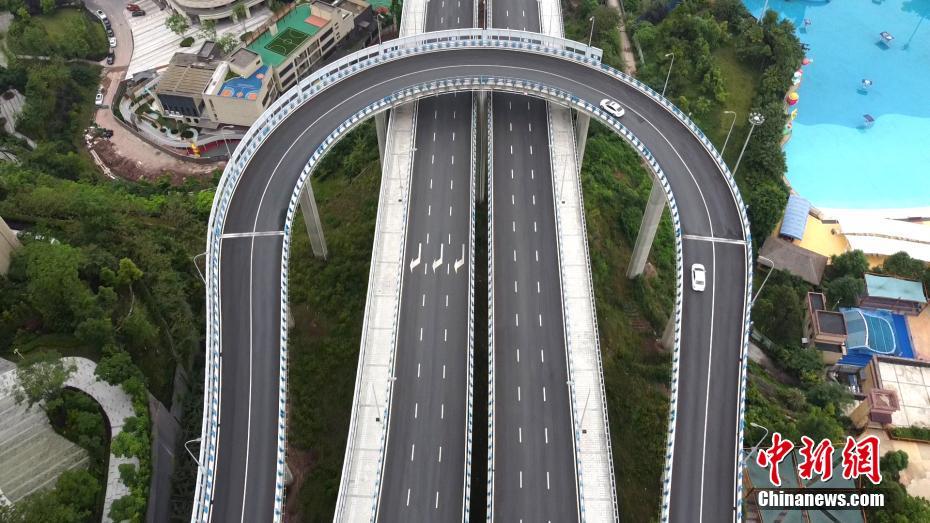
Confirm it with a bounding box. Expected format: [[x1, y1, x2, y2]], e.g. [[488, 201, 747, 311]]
[[131, 9, 145, 16], [95, 92, 104, 106], [106, 53, 115, 65], [691, 263, 707, 292], [126, 3, 140, 11], [109, 37, 117, 48], [95, 9, 107, 20], [106, 28, 114, 37], [599, 98, 625, 119], [104, 19, 111, 29]]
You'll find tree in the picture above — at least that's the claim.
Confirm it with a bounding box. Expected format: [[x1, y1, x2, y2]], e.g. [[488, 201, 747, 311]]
[[829, 250, 869, 279], [54, 469, 101, 515], [19, 241, 94, 332], [825, 275, 864, 308], [389, 0, 403, 29], [12, 351, 76, 410], [232, 2, 248, 33], [96, 347, 142, 384], [39, 0, 54, 14], [882, 251, 924, 280], [217, 33, 239, 55], [109, 493, 146, 523], [117, 257, 143, 286], [753, 280, 803, 345], [198, 19, 217, 41], [745, 178, 788, 242], [166, 12, 190, 36], [881, 450, 909, 482], [796, 406, 844, 443], [805, 381, 853, 410]]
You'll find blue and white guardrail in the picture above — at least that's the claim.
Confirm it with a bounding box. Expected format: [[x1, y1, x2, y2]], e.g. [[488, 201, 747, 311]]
[[198, 29, 749, 523]]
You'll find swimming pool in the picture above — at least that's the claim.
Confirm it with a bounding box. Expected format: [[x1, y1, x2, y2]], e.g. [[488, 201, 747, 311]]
[[741, 0, 930, 209]]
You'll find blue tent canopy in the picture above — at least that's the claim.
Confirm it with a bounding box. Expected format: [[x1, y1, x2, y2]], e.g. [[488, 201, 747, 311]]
[[779, 194, 810, 240]]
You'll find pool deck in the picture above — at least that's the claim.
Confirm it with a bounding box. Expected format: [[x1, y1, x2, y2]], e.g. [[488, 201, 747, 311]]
[[908, 308, 930, 362]]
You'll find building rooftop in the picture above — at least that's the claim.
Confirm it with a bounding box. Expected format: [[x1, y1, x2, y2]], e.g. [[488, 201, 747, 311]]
[[218, 66, 270, 101], [809, 291, 826, 311], [818, 310, 848, 335], [864, 273, 928, 304], [229, 48, 261, 69], [156, 55, 218, 97], [780, 194, 810, 241], [759, 236, 828, 285], [247, 4, 326, 67]]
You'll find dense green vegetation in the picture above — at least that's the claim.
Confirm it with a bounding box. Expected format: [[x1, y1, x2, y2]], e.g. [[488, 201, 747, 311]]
[[629, 0, 802, 242], [889, 426, 930, 443], [285, 121, 380, 520], [0, 469, 102, 523], [867, 450, 930, 522], [564, 0, 624, 69], [4, 6, 109, 61], [580, 123, 675, 521], [1, 40, 208, 519]]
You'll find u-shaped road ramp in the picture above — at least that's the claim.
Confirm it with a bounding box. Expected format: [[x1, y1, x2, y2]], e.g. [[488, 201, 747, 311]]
[[193, 29, 754, 523]]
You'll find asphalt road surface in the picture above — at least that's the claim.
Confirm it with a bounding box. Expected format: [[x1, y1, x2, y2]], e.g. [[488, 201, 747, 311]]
[[208, 42, 747, 523], [489, 1, 580, 521], [375, 0, 476, 520]]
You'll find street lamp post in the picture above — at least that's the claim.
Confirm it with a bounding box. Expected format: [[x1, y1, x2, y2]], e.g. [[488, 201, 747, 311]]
[[751, 255, 776, 308], [376, 13, 384, 46], [742, 422, 771, 467], [721, 110, 737, 157], [661, 52, 675, 97], [587, 16, 596, 47], [759, 0, 769, 24], [184, 438, 204, 471], [732, 111, 765, 177], [221, 125, 235, 159]]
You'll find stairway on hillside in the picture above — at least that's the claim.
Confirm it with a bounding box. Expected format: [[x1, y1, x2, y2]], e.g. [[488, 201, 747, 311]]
[[0, 389, 89, 503]]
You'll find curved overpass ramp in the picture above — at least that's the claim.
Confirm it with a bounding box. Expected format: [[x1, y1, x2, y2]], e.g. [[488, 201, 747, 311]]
[[194, 29, 752, 523]]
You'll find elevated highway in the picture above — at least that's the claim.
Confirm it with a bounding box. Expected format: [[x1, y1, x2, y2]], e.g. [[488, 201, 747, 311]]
[[193, 30, 753, 523]]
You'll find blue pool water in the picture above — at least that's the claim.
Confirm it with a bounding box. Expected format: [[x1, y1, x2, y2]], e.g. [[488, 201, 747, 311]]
[[838, 307, 914, 367], [741, 0, 930, 209]]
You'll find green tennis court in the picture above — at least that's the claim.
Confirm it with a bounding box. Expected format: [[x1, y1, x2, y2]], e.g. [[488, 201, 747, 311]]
[[265, 27, 311, 57]]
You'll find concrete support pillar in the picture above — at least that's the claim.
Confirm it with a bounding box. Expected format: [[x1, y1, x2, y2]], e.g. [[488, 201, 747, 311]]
[[284, 463, 294, 486], [574, 110, 590, 170], [661, 313, 676, 350], [0, 216, 21, 275], [299, 182, 328, 259], [627, 179, 666, 278], [375, 111, 388, 164], [476, 91, 489, 203]]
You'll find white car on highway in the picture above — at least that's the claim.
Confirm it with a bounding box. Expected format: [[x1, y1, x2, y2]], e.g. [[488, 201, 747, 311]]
[[599, 98, 625, 118], [691, 263, 706, 292]]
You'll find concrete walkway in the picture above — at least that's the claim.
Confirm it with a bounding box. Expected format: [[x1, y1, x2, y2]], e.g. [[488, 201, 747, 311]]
[[605, 0, 637, 75], [0, 90, 37, 149], [0, 357, 138, 520], [60, 357, 138, 523]]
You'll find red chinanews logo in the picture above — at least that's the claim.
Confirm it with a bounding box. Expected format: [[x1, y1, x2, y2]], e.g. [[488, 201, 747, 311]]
[[755, 433, 883, 486]]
